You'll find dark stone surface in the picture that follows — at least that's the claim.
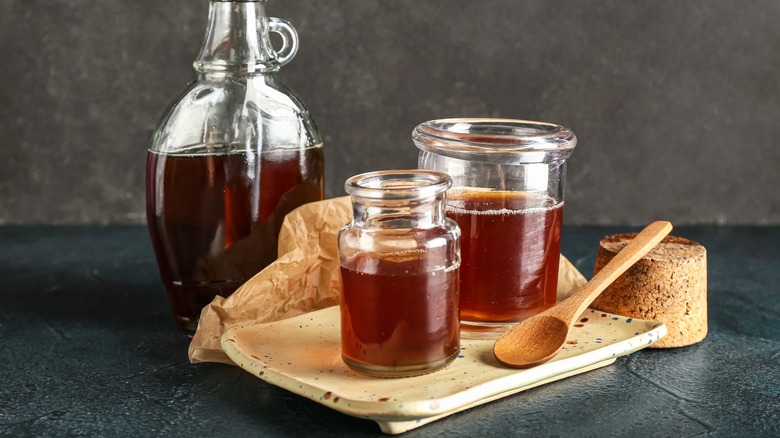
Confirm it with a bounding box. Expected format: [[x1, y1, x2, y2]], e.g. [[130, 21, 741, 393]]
[[1, 1, 779, 225], [0, 226, 777, 436]]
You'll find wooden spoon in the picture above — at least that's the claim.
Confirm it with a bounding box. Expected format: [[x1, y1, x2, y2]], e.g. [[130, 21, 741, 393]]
[[493, 220, 673, 368]]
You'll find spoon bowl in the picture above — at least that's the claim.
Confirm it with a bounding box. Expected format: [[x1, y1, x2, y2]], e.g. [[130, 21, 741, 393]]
[[493, 315, 569, 368], [493, 221, 673, 369]]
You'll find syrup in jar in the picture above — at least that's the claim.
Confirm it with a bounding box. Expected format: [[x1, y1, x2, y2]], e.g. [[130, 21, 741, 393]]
[[447, 189, 562, 323], [340, 250, 459, 375], [338, 170, 461, 377], [414, 118, 576, 338]]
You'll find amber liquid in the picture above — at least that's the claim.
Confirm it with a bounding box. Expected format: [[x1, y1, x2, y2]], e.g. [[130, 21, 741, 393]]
[[447, 190, 562, 325], [340, 252, 460, 377], [146, 147, 324, 329]]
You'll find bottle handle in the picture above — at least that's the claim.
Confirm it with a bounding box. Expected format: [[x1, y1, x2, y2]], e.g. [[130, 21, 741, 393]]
[[268, 17, 299, 67]]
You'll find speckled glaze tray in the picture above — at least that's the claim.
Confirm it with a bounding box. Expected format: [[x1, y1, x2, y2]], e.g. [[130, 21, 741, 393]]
[[222, 306, 666, 434]]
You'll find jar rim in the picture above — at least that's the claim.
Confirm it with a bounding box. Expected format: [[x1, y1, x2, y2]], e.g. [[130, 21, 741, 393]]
[[413, 118, 577, 164], [345, 170, 452, 200]]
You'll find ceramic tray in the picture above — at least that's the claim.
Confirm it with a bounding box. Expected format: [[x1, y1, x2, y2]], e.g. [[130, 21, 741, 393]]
[[222, 306, 666, 434]]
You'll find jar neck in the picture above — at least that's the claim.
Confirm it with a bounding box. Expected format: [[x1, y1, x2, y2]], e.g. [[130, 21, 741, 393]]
[[195, 1, 280, 74], [197, 70, 278, 82], [352, 195, 448, 230]]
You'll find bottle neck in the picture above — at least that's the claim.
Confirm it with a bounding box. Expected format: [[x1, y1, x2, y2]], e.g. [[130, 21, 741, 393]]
[[351, 195, 448, 230], [194, 1, 279, 75]]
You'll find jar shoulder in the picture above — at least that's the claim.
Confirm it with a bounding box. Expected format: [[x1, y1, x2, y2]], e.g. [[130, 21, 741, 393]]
[[338, 226, 459, 254]]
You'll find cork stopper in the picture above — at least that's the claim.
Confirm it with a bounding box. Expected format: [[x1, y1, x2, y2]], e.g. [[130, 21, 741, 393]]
[[591, 234, 708, 348]]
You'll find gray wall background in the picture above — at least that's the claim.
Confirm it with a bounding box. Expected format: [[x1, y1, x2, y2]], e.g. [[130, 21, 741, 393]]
[[1, 0, 778, 225]]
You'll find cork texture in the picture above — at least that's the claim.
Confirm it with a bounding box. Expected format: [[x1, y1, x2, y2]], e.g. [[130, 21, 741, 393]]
[[591, 234, 708, 348]]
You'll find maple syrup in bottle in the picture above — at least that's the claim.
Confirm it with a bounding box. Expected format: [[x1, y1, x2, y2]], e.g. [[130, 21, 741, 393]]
[[338, 170, 461, 377], [146, 148, 323, 328], [146, 0, 324, 330], [414, 118, 577, 338]]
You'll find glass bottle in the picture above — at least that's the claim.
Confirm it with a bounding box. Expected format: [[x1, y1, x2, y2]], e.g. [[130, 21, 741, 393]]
[[338, 170, 461, 378], [414, 118, 576, 339], [146, 0, 324, 330]]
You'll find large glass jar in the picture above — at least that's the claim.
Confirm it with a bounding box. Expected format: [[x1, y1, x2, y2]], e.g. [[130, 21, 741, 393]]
[[146, 0, 324, 330], [338, 170, 461, 377], [414, 118, 576, 339]]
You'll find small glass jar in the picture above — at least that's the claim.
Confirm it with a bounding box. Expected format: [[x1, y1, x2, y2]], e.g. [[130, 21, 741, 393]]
[[414, 118, 577, 339], [338, 170, 461, 378]]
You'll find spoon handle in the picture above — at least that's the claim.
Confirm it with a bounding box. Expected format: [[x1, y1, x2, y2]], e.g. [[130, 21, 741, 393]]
[[553, 221, 673, 324]]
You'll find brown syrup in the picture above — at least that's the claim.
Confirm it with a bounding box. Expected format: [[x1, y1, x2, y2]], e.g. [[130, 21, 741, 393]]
[[447, 189, 562, 323], [146, 147, 323, 328], [339, 251, 459, 372]]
